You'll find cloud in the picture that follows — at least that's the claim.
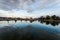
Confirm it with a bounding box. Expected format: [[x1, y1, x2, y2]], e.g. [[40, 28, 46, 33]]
[[0, 0, 36, 10], [0, 0, 19, 10], [0, 0, 60, 17], [0, 0, 59, 11]]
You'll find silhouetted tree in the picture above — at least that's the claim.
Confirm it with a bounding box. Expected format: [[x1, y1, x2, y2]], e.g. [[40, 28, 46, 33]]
[[51, 15, 56, 20], [46, 15, 50, 20], [39, 16, 45, 21], [56, 16, 60, 20]]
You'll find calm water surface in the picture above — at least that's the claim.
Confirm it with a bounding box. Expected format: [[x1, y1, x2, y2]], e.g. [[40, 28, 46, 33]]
[[0, 21, 60, 40]]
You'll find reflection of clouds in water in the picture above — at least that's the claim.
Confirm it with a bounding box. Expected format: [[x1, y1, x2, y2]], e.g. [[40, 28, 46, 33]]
[[0, 25, 60, 40], [0, 21, 9, 27], [0, 21, 60, 32], [0, 21, 60, 27], [0, 21, 15, 27], [0, 21, 60, 40]]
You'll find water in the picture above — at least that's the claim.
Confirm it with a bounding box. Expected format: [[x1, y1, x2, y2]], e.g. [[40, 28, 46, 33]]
[[0, 21, 60, 40]]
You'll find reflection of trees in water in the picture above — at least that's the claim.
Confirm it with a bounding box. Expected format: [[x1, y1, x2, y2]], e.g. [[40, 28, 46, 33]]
[[39, 21, 60, 26], [40, 21, 60, 26], [46, 21, 59, 26], [6, 20, 60, 26], [0, 15, 60, 26]]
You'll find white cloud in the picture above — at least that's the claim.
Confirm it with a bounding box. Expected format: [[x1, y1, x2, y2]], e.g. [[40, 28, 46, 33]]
[[0, 0, 59, 10], [0, 0, 60, 17]]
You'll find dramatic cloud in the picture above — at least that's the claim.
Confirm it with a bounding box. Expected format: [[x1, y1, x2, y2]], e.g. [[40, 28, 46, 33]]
[[0, 0, 58, 11], [0, 0, 60, 17]]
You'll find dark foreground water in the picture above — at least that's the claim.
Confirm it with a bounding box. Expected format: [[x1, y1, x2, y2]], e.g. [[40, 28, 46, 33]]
[[0, 21, 60, 40]]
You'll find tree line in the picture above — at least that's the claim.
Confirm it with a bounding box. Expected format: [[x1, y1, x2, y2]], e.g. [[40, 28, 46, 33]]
[[38, 15, 60, 21]]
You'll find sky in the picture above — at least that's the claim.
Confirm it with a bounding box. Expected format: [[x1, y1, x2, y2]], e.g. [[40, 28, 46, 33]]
[[0, 0, 60, 18]]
